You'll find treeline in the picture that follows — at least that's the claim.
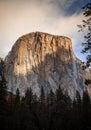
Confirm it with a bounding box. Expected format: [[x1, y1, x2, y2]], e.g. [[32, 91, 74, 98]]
[[0, 76, 91, 130]]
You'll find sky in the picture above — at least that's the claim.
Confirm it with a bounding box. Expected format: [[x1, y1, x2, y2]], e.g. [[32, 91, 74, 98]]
[[0, 0, 90, 61]]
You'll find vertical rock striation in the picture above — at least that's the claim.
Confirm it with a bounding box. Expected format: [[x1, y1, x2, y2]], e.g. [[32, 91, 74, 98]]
[[4, 32, 91, 99]]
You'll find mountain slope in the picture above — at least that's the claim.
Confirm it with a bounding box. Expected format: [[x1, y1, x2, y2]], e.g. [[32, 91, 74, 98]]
[[4, 32, 91, 99]]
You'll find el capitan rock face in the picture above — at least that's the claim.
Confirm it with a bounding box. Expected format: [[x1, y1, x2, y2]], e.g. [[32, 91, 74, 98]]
[[4, 32, 91, 99]]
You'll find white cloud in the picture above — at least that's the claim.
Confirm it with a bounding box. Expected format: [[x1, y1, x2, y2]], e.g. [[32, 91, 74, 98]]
[[0, 0, 84, 61]]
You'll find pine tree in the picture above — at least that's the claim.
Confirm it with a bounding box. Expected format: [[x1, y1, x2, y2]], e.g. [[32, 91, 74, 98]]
[[76, 90, 81, 104], [63, 91, 72, 107], [82, 88, 90, 113], [82, 88, 91, 128], [56, 86, 63, 102], [0, 75, 7, 114], [14, 88, 20, 109], [25, 88, 33, 107], [40, 86, 45, 105], [49, 89, 56, 105], [73, 98, 77, 110], [76, 90, 82, 113], [32, 94, 38, 105]]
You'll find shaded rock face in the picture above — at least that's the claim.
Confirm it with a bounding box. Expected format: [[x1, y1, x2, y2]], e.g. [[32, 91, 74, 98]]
[[4, 32, 91, 99]]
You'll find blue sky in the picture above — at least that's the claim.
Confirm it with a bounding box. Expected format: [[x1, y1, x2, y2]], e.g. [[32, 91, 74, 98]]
[[65, 0, 90, 15], [0, 0, 90, 61]]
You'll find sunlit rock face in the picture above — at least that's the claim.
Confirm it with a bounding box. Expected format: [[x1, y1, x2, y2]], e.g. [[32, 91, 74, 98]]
[[4, 32, 91, 99]]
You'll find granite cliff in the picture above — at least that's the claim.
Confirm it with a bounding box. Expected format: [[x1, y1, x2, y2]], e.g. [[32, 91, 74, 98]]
[[4, 32, 91, 99]]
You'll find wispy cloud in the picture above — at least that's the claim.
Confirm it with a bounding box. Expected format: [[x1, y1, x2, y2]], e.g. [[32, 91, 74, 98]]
[[0, 0, 88, 60]]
